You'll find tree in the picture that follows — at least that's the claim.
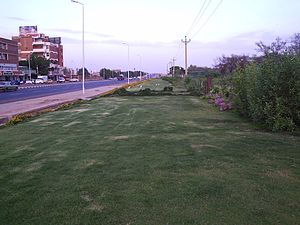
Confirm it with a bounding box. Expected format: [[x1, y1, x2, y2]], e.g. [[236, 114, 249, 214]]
[[100, 68, 118, 79], [30, 53, 50, 75], [289, 33, 300, 55], [188, 65, 220, 77], [19, 53, 50, 76], [77, 67, 90, 77], [215, 54, 251, 76], [256, 37, 288, 56]]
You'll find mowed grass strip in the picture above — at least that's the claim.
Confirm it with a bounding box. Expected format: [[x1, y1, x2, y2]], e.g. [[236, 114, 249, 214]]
[[0, 95, 299, 225]]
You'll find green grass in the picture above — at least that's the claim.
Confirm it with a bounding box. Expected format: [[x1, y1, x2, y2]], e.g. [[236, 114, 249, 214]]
[[128, 79, 172, 92], [0, 94, 299, 225]]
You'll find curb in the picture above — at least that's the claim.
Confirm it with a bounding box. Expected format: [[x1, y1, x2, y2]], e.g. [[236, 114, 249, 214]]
[[18, 83, 68, 89]]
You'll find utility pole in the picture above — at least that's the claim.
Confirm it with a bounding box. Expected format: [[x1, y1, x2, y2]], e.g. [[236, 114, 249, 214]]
[[172, 57, 176, 77], [181, 36, 191, 77]]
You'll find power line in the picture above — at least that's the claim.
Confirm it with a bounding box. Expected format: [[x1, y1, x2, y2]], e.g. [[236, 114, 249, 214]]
[[186, 0, 209, 36], [190, 0, 223, 39]]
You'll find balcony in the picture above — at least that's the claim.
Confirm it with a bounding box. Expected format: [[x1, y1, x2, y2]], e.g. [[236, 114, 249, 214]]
[[32, 48, 46, 53]]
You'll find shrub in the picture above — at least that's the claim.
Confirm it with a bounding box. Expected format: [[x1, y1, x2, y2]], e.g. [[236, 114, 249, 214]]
[[185, 77, 206, 96], [233, 54, 300, 131], [163, 86, 173, 92]]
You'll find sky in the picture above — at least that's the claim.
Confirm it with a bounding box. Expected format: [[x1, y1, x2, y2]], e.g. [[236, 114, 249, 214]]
[[1, 0, 300, 73]]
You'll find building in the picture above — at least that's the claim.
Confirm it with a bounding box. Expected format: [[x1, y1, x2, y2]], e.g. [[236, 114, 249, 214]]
[[12, 26, 64, 80], [0, 37, 21, 81]]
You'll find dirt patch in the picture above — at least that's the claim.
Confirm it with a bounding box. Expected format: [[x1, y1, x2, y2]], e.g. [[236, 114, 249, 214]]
[[88, 203, 104, 212], [81, 193, 93, 202], [76, 159, 102, 170], [81, 192, 104, 212], [25, 159, 46, 172], [191, 144, 220, 152], [63, 121, 81, 127], [266, 170, 297, 181], [67, 108, 90, 113], [107, 135, 130, 141]]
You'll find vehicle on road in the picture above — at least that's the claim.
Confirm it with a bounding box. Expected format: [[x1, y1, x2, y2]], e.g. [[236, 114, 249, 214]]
[[10, 80, 21, 85], [25, 80, 33, 84], [69, 78, 79, 82], [117, 75, 124, 80], [0, 81, 18, 92], [34, 78, 44, 84], [37, 75, 48, 83], [57, 77, 66, 83]]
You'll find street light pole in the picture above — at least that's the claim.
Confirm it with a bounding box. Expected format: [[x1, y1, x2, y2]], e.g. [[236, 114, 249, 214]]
[[71, 0, 85, 94], [28, 53, 31, 81], [122, 42, 130, 84], [138, 54, 142, 81]]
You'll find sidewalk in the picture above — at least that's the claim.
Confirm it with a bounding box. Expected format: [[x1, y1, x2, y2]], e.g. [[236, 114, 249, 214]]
[[0, 84, 123, 124]]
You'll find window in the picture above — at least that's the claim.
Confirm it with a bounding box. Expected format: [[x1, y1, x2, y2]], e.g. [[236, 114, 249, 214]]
[[0, 42, 8, 50], [0, 53, 8, 60]]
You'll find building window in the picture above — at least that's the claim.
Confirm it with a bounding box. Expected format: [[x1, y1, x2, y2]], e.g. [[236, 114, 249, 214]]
[[0, 53, 8, 60], [0, 42, 8, 50]]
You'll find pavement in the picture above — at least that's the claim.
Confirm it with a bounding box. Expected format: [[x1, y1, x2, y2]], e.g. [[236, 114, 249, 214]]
[[0, 83, 124, 125]]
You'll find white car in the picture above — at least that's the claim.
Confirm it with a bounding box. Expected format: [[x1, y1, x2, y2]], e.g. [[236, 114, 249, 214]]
[[69, 78, 79, 82], [25, 80, 33, 84], [57, 77, 65, 83], [34, 79, 44, 84]]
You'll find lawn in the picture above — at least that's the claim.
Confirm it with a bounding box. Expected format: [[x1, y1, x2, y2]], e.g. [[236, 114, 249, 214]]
[[0, 82, 299, 224]]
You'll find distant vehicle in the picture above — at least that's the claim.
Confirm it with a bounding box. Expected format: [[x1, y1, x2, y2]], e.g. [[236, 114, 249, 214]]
[[10, 80, 20, 85], [117, 75, 124, 81], [25, 80, 33, 84], [34, 78, 44, 84], [37, 75, 48, 83], [0, 81, 18, 92], [57, 77, 65, 83], [46, 79, 54, 84], [69, 78, 79, 82]]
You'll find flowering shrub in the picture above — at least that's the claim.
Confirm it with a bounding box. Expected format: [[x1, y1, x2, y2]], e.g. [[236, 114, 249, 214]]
[[213, 95, 232, 111]]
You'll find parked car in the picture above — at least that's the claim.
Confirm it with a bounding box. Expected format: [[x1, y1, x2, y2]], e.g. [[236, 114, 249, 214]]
[[10, 80, 20, 85], [57, 77, 65, 83], [25, 80, 33, 84], [34, 78, 44, 84], [0, 81, 18, 92], [69, 78, 79, 82]]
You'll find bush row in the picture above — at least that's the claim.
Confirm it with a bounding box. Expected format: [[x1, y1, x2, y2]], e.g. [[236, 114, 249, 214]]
[[233, 54, 300, 131]]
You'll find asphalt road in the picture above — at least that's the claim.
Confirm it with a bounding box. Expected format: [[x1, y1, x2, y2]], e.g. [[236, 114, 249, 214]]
[[0, 80, 129, 104]]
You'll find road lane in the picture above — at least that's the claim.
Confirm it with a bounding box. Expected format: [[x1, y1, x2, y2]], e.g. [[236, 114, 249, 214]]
[[0, 80, 128, 104]]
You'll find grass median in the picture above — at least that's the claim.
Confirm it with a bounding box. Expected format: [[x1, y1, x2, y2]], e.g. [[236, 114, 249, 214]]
[[0, 89, 299, 224]]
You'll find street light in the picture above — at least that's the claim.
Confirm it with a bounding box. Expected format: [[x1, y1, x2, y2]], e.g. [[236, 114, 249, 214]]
[[71, 0, 85, 94], [28, 53, 31, 81], [122, 42, 130, 84], [138, 54, 142, 81]]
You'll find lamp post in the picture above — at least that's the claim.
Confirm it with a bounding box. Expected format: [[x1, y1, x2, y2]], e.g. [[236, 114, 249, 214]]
[[138, 54, 142, 81], [167, 61, 172, 75], [28, 53, 31, 81], [122, 42, 130, 84], [71, 0, 85, 94]]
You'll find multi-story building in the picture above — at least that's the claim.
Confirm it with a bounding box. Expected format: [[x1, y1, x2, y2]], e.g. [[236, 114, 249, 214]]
[[12, 26, 64, 80], [0, 37, 21, 81]]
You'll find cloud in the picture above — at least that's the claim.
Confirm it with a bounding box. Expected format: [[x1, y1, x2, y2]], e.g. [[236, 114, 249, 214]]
[[4, 16, 27, 22], [62, 35, 179, 49], [45, 28, 113, 38], [190, 30, 279, 53]]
